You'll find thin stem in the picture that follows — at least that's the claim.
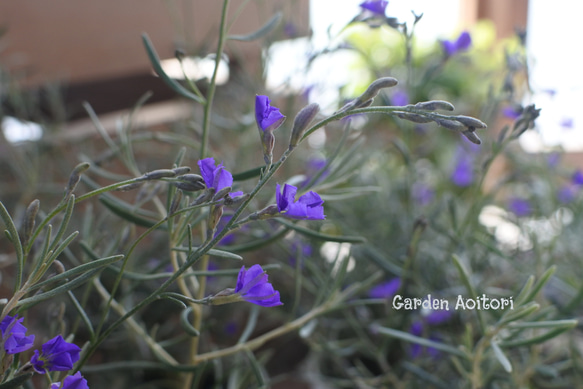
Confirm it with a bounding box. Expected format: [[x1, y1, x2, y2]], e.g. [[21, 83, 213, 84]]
[[200, 0, 230, 159]]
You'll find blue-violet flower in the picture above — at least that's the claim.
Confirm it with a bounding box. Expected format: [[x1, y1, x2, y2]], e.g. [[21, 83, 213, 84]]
[[359, 0, 388, 16], [235, 265, 283, 307], [255, 95, 285, 164], [0, 315, 35, 354], [50, 372, 89, 389], [441, 31, 471, 56], [508, 197, 531, 217], [31, 335, 81, 373], [198, 158, 243, 197], [369, 278, 401, 299], [276, 183, 325, 220]]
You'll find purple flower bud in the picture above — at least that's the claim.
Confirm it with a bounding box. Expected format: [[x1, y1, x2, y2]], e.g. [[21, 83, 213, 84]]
[[31, 335, 81, 373], [255, 95, 285, 133], [276, 183, 325, 220], [0, 315, 35, 354], [235, 265, 283, 307]]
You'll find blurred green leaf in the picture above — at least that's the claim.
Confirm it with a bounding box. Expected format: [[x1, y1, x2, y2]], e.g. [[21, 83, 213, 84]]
[[491, 339, 512, 373], [142, 33, 206, 104], [228, 12, 282, 41], [276, 219, 366, 243]]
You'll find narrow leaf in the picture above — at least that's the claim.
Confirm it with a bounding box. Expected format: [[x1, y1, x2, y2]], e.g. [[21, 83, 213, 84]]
[[16, 268, 102, 309], [276, 219, 366, 243], [372, 325, 467, 358], [28, 254, 124, 292], [228, 12, 282, 41], [500, 326, 577, 348], [142, 33, 205, 104], [0, 201, 24, 290], [172, 247, 243, 261], [491, 340, 513, 373], [99, 194, 165, 229]]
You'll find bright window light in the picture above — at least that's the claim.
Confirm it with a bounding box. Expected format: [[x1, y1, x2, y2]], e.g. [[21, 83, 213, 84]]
[[2, 116, 43, 143], [160, 55, 229, 85], [522, 0, 582, 151]]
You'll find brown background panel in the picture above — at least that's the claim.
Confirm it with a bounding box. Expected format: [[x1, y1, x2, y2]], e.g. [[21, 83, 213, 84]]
[[0, 0, 310, 86]]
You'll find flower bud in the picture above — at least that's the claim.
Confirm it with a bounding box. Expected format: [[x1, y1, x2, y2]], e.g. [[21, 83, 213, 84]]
[[462, 129, 482, 145], [289, 103, 320, 149], [212, 186, 232, 202], [359, 77, 399, 102], [207, 205, 224, 236], [173, 174, 205, 192], [414, 100, 455, 111], [335, 77, 398, 114], [396, 112, 433, 123], [65, 162, 90, 197], [144, 169, 176, 180], [190, 188, 215, 206], [452, 115, 487, 129], [249, 204, 279, 221], [169, 190, 183, 214], [172, 166, 191, 175], [434, 117, 466, 132], [262, 131, 275, 165], [23, 199, 40, 246]]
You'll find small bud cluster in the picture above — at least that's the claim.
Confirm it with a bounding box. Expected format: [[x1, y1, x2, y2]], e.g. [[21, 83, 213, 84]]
[[395, 101, 487, 145]]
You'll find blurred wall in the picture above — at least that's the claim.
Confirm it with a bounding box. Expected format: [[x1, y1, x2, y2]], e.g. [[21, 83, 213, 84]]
[[0, 1, 309, 120], [0, 0, 309, 86]]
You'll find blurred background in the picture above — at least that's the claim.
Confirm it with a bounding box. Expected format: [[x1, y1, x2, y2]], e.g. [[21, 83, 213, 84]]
[[2, 2, 583, 388], [1, 0, 574, 156]]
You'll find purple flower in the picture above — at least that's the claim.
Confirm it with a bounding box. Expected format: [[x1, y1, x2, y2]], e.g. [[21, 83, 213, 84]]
[[255, 95, 285, 133], [0, 315, 35, 354], [508, 197, 531, 217], [573, 170, 583, 185], [368, 278, 401, 299], [31, 335, 81, 373], [391, 90, 409, 106], [412, 183, 434, 206], [198, 158, 243, 197], [235, 265, 283, 307], [547, 152, 561, 168], [451, 154, 474, 187], [289, 239, 313, 267], [276, 183, 325, 220], [557, 185, 576, 204], [424, 309, 452, 326], [50, 372, 89, 389], [560, 117, 574, 129], [502, 105, 522, 120], [359, 0, 388, 16], [441, 31, 471, 56], [301, 158, 330, 188]]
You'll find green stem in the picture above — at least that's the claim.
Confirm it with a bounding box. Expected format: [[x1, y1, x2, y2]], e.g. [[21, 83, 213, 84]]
[[200, 0, 230, 159]]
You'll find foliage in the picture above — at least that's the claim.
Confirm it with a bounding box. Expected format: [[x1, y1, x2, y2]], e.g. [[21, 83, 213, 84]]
[[0, 1, 580, 388]]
